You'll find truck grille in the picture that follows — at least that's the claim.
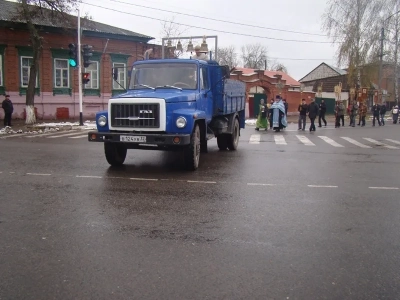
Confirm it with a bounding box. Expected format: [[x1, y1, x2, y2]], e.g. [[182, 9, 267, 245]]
[[110, 103, 160, 128]]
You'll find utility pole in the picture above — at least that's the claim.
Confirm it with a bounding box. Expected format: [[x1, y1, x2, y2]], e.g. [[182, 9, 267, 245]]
[[77, 9, 84, 126], [378, 27, 384, 105]]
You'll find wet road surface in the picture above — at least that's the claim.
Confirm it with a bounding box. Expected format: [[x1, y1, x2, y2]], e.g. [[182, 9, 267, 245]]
[[1, 124, 400, 299]]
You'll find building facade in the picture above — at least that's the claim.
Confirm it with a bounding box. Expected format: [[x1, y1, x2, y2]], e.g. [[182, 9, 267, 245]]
[[0, 0, 161, 120]]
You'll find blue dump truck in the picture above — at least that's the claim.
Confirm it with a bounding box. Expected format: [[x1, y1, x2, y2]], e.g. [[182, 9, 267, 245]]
[[88, 58, 246, 170]]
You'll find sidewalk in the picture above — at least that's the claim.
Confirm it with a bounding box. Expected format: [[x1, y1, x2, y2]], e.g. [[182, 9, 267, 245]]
[[0, 118, 96, 134]]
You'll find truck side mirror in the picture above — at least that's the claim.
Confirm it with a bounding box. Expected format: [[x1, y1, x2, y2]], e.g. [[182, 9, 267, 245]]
[[112, 68, 118, 81], [221, 65, 230, 79]]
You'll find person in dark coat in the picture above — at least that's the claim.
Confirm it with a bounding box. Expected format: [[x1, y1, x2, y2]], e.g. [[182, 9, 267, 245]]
[[298, 99, 308, 131], [2, 95, 13, 127], [372, 103, 381, 126], [318, 99, 327, 127], [308, 98, 319, 132], [380, 103, 387, 126]]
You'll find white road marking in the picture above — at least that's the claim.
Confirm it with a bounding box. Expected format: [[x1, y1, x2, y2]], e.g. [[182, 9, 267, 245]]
[[274, 135, 287, 145], [69, 134, 88, 139], [385, 139, 400, 145], [26, 173, 51, 176], [130, 177, 158, 181], [47, 131, 85, 138], [76, 175, 102, 178], [249, 134, 261, 144], [369, 187, 399, 190], [187, 180, 216, 184], [363, 138, 399, 149], [308, 185, 338, 188], [340, 137, 371, 148], [318, 136, 344, 147], [247, 183, 277, 186], [296, 135, 315, 146]]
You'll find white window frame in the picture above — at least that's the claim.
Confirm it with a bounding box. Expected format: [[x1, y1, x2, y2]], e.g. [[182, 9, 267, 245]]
[[21, 56, 39, 88], [0, 54, 3, 86], [84, 61, 99, 89], [113, 62, 126, 90], [54, 58, 70, 88]]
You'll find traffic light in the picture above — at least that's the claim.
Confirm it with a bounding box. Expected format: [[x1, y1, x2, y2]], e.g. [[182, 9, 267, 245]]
[[68, 43, 77, 67], [82, 45, 93, 68], [82, 72, 90, 84]]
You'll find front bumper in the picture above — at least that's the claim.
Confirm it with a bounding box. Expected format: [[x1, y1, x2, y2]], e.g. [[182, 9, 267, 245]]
[[88, 131, 191, 146]]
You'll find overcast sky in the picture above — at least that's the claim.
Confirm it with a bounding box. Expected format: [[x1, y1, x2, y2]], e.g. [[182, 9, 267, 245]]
[[78, 0, 338, 81]]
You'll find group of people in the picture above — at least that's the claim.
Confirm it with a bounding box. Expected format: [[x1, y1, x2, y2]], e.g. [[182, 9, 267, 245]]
[[335, 100, 399, 127], [255, 95, 287, 132], [297, 98, 323, 131]]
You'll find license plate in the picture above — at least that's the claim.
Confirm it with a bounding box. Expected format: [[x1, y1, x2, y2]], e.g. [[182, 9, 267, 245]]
[[120, 135, 146, 143]]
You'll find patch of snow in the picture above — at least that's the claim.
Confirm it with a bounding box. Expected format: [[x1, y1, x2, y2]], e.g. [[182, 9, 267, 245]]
[[245, 119, 257, 126]]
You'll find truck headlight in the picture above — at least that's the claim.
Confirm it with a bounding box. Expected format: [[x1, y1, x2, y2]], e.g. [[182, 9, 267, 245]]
[[176, 116, 187, 128], [98, 115, 107, 127]]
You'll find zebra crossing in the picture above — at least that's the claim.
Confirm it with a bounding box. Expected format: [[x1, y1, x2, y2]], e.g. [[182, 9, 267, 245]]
[[248, 133, 400, 150], [0, 130, 89, 140]]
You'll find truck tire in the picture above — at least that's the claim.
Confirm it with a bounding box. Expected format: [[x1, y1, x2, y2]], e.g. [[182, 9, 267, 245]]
[[104, 143, 127, 166], [217, 135, 228, 150], [227, 118, 240, 150], [184, 124, 200, 170]]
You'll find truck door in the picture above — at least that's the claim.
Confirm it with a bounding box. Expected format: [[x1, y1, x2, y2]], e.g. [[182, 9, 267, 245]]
[[200, 66, 212, 122]]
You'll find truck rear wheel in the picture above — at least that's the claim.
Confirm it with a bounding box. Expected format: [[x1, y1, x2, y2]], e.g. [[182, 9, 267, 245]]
[[184, 124, 200, 170], [104, 143, 127, 166], [217, 135, 228, 150], [227, 118, 240, 150]]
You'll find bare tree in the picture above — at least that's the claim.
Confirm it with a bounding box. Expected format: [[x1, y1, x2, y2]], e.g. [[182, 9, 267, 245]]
[[322, 0, 385, 88], [216, 46, 238, 69], [159, 15, 189, 58], [241, 43, 269, 69], [14, 0, 78, 124], [270, 61, 289, 74]]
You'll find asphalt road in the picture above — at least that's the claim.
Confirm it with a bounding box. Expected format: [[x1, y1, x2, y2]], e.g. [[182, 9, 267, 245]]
[[0, 123, 399, 300]]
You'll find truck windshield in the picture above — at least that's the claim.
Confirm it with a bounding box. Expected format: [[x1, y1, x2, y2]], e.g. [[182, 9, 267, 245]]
[[129, 63, 198, 90]]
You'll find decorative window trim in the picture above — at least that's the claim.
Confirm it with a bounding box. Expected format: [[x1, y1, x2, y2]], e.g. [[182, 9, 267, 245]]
[[51, 49, 71, 96], [19, 55, 40, 95], [110, 53, 130, 95]]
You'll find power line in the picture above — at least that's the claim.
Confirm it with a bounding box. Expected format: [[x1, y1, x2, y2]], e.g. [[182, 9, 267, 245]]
[[81, 2, 335, 44], [105, 0, 329, 37]]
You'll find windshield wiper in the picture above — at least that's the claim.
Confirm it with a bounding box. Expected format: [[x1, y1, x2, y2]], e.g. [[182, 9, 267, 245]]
[[156, 85, 182, 91], [135, 84, 155, 90]]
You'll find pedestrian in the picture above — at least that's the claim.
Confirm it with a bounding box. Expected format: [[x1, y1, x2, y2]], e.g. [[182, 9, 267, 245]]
[[2, 94, 13, 127], [308, 98, 319, 132], [282, 99, 288, 115], [269, 99, 274, 129], [372, 103, 381, 126], [298, 98, 308, 131], [350, 101, 358, 127], [270, 95, 287, 132], [380, 103, 387, 126], [255, 99, 268, 131], [359, 102, 367, 127], [336, 100, 345, 127], [318, 99, 327, 127], [392, 105, 399, 124]]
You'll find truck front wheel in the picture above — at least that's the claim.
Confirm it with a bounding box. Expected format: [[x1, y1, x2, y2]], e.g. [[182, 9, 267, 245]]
[[184, 124, 200, 170], [104, 143, 127, 166]]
